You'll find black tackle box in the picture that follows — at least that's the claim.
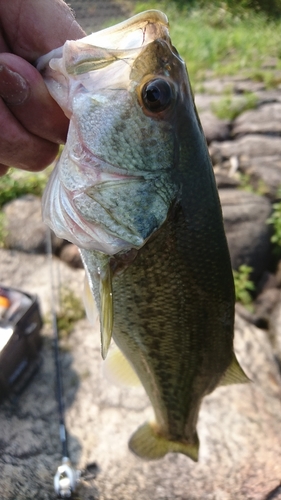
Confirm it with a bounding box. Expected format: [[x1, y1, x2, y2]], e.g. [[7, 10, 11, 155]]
[[0, 285, 43, 400]]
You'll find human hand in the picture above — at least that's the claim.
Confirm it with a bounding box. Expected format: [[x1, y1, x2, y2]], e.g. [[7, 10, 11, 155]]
[[0, 0, 85, 175]]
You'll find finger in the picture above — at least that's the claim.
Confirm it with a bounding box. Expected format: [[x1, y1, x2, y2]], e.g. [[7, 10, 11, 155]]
[[0, 97, 60, 171], [0, 53, 69, 144], [0, 0, 85, 61], [0, 164, 10, 176]]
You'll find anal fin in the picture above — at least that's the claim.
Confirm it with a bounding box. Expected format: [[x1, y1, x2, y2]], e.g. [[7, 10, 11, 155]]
[[219, 354, 250, 386], [103, 347, 141, 387]]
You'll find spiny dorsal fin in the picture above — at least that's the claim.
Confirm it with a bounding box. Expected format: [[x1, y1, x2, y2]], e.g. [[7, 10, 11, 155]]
[[129, 422, 199, 461], [219, 354, 250, 386], [83, 274, 98, 326], [103, 347, 141, 387], [99, 261, 113, 360]]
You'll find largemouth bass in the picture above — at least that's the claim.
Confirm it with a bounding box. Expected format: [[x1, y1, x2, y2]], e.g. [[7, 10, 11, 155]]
[[38, 10, 248, 461]]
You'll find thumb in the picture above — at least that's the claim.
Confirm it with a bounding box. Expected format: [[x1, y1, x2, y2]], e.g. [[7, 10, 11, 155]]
[[0, 53, 69, 144]]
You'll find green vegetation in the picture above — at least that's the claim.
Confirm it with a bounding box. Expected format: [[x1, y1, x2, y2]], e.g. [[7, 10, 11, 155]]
[[0, 168, 50, 209], [0, 212, 7, 248], [0, 168, 51, 247], [233, 264, 255, 307], [56, 287, 85, 339], [267, 189, 281, 251], [134, 1, 281, 84], [211, 92, 258, 121], [238, 172, 269, 196]]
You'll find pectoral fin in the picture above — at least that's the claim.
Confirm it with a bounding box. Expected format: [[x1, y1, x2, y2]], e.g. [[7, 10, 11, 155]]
[[219, 354, 250, 386], [99, 262, 113, 360], [129, 423, 199, 461]]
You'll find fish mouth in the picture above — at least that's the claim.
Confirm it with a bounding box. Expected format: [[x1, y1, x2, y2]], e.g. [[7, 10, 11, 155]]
[[37, 10, 170, 74], [39, 10, 179, 256]]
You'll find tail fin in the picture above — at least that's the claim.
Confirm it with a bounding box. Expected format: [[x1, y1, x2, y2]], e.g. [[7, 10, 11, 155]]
[[128, 422, 199, 461]]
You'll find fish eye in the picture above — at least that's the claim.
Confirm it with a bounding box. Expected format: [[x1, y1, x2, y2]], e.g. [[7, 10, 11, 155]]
[[141, 79, 173, 112]]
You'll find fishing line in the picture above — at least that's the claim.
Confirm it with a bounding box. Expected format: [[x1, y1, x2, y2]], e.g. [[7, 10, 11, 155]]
[[46, 227, 81, 498]]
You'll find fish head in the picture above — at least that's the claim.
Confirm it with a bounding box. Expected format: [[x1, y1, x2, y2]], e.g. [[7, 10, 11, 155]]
[[38, 10, 197, 255]]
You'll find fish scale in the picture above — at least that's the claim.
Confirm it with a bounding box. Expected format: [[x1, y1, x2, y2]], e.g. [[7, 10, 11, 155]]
[[109, 205, 233, 429]]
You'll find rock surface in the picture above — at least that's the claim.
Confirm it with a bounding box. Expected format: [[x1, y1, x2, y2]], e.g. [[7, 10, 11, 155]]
[[238, 155, 281, 200], [3, 195, 64, 255], [211, 135, 281, 162], [232, 102, 281, 137], [3, 186, 273, 281], [219, 189, 272, 278], [198, 111, 231, 143], [1, 252, 281, 500]]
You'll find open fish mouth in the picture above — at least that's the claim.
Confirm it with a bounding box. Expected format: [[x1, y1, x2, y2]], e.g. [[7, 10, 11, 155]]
[[37, 10, 172, 118], [37, 10, 170, 71], [39, 10, 179, 255]]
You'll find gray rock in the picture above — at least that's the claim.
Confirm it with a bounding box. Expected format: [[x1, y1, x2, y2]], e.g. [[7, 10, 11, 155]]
[[59, 243, 83, 269], [274, 260, 281, 288], [232, 79, 266, 93], [195, 93, 226, 113], [0, 249, 84, 316], [238, 155, 281, 200], [196, 81, 281, 113], [219, 189, 272, 278], [255, 88, 281, 105], [199, 76, 265, 95], [1, 259, 281, 500], [233, 103, 281, 137], [196, 93, 257, 117], [2, 195, 64, 254], [269, 297, 281, 364], [199, 111, 230, 143], [253, 287, 281, 329], [257, 270, 279, 294], [215, 172, 240, 189], [210, 134, 281, 163]]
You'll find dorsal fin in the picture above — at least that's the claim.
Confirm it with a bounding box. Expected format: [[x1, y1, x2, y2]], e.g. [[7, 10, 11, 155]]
[[219, 354, 250, 386]]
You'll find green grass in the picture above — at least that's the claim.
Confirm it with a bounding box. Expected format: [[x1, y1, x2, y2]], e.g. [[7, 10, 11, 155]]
[[238, 172, 269, 196], [211, 92, 258, 120], [134, 1, 281, 84], [0, 167, 52, 247], [55, 287, 85, 339], [0, 212, 7, 248], [233, 265, 255, 308], [267, 188, 281, 252], [0, 168, 50, 209]]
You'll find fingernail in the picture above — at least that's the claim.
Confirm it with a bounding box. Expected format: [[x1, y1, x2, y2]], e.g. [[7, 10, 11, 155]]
[[0, 65, 30, 105]]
